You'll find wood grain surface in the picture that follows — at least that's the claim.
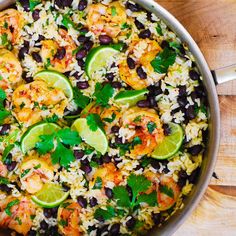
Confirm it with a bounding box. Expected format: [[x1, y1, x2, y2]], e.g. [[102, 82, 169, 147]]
[[155, 0, 236, 235]]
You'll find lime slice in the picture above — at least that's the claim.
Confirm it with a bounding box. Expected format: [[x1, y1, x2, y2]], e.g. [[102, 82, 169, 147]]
[[34, 70, 73, 101], [114, 89, 148, 106], [21, 122, 60, 153], [151, 123, 184, 160], [32, 183, 69, 208], [85, 45, 120, 79], [72, 118, 108, 155]]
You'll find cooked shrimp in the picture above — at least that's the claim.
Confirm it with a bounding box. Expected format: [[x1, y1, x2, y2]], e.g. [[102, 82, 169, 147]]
[[20, 157, 54, 194], [12, 80, 68, 126], [87, 1, 127, 38], [57, 200, 82, 236], [0, 49, 22, 89], [0, 196, 36, 235], [41, 29, 76, 73], [121, 107, 164, 157], [0, 161, 7, 177], [0, 9, 24, 47], [119, 38, 162, 89]]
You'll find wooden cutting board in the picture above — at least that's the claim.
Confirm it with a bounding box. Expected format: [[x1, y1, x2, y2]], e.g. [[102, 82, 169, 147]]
[[155, 1, 236, 235]]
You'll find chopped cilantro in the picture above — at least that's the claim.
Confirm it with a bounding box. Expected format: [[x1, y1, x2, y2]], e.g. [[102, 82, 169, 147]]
[[156, 24, 163, 36], [0, 88, 6, 100], [111, 6, 117, 16], [73, 87, 90, 109], [121, 22, 130, 30], [133, 115, 141, 123], [34, 164, 41, 170], [30, 215, 36, 220], [90, 161, 99, 168], [151, 47, 176, 74], [160, 185, 174, 198], [0, 89, 10, 124], [5, 199, 20, 216], [21, 168, 30, 178], [93, 83, 114, 107], [132, 136, 142, 146], [94, 206, 116, 220], [86, 113, 104, 132], [0, 33, 9, 46], [29, 0, 41, 11], [20, 102, 25, 109], [141, 157, 152, 168], [3, 21, 8, 29], [84, 148, 94, 155], [34, 101, 39, 108], [45, 58, 51, 69], [15, 217, 22, 225], [58, 219, 68, 227], [45, 114, 59, 123], [61, 14, 76, 30], [103, 113, 116, 123], [147, 122, 157, 134], [0, 176, 9, 185], [61, 202, 71, 208], [93, 177, 102, 189]]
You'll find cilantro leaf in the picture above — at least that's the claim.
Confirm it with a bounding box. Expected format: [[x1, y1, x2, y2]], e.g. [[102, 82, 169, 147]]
[[0, 33, 9, 46], [2, 144, 14, 163], [57, 128, 82, 146], [86, 113, 104, 132], [93, 177, 102, 189], [147, 122, 157, 134], [113, 186, 131, 207], [0, 176, 9, 185], [0, 109, 10, 125], [111, 6, 117, 16], [93, 83, 114, 107], [51, 141, 75, 167], [94, 206, 116, 221], [5, 199, 19, 216], [151, 47, 176, 74], [61, 14, 76, 30], [121, 22, 130, 30], [35, 134, 55, 155], [132, 136, 142, 146], [103, 113, 116, 123], [136, 192, 157, 206], [156, 24, 163, 36], [29, 0, 41, 11], [0, 88, 6, 100], [160, 185, 174, 198], [73, 87, 90, 109], [45, 114, 59, 123]]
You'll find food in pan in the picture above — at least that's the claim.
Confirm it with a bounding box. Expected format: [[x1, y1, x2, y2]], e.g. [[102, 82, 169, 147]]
[[0, 0, 208, 235]]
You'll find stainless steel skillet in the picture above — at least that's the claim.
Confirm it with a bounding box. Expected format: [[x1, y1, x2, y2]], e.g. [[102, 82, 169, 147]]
[[0, 0, 235, 235]]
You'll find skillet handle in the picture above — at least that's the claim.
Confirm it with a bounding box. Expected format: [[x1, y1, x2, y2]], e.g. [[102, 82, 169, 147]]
[[212, 64, 236, 85]]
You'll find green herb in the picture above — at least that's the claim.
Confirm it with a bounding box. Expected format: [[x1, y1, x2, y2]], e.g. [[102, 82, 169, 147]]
[[0, 75, 3, 80], [61, 14, 76, 30], [160, 185, 174, 198], [93, 177, 102, 189], [0, 33, 8, 46], [45, 58, 51, 69], [0, 88, 6, 100], [111, 6, 117, 16], [103, 113, 116, 123], [134, 220, 145, 230], [151, 47, 176, 74], [126, 32, 131, 39], [45, 114, 59, 123], [21, 168, 30, 178], [86, 113, 104, 132], [3, 21, 8, 29], [113, 186, 130, 207], [34, 164, 41, 170], [61, 202, 71, 208], [136, 192, 157, 206], [84, 148, 94, 155], [141, 157, 152, 168], [2, 144, 14, 163], [41, 105, 48, 110], [20, 102, 25, 109], [72, 46, 83, 56], [132, 136, 142, 146], [94, 206, 116, 220], [116, 142, 130, 156], [30, 215, 36, 220], [147, 122, 157, 134], [73, 87, 90, 109], [169, 41, 182, 53], [0, 88, 10, 124], [0, 176, 9, 185], [133, 116, 141, 123], [15, 217, 22, 225], [35, 128, 82, 167], [34, 101, 39, 108], [58, 219, 68, 227], [90, 161, 99, 168], [156, 24, 163, 36], [5, 199, 20, 216], [29, 0, 41, 11], [93, 83, 114, 107], [121, 22, 130, 30]]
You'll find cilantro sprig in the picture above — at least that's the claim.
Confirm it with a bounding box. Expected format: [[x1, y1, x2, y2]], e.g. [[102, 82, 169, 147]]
[[35, 128, 82, 167], [93, 83, 114, 107], [86, 113, 104, 132], [73, 87, 90, 109], [5, 199, 20, 216], [0, 89, 10, 125]]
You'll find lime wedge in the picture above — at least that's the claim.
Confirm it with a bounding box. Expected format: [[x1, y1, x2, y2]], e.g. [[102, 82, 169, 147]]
[[114, 89, 148, 106], [151, 123, 184, 160], [85, 45, 120, 79], [34, 70, 73, 101], [21, 122, 60, 153], [72, 118, 108, 155], [32, 183, 69, 208]]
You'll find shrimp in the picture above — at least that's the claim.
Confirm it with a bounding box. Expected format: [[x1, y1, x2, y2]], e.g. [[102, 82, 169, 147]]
[[20, 157, 54, 194], [121, 107, 164, 157], [87, 1, 127, 38], [0, 9, 24, 47], [119, 38, 162, 90], [41, 29, 76, 73], [12, 80, 68, 126], [0, 161, 7, 177], [57, 200, 82, 236], [0, 49, 22, 89], [0, 196, 36, 235], [145, 171, 180, 211]]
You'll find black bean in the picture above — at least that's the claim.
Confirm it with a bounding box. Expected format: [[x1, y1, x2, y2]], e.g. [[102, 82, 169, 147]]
[[77, 59, 85, 68], [43, 208, 52, 218], [126, 2, 140, 12], [99, 35, 113, 45], [83, 40, 94, 51], [18, 46, 29, 60], [51, 207, 58, 218], [134, 19, 145, 29], [127, 57, 136, 69], [134, 164, 143, 171], [81, 164, 92, 174], [126, 217, 136, 229], [115, 136, 123, 145], [202, 128, 208, 145], [40, 220, 48, 230], [113, 155, 122, 165], [76, 49, 87, 60], [177, 96, 188, 107], [62, 183, 70, 192], [89, 197, 98, 207], [148, 96, 157, 108], [110, 81, 122, 89], [185, 105, 196, 120], [55, 0, 64, 8], [163, 124, 171, 136], [81, 158, 89, 165], [109, 223, 120, 235], [161, 40, 169, 49], [111, 125, 120, 133], [195, 85, 206, 98], [147, 11, 156, 23], [92, 155, 103, 165], [147, 85, 162, 96], [6, 161, 17, 172], [0, 124, 10, 135], [80, 27, 89, 34], [189, 70, 200, 81], [137, 100, 150, 108], [48, 226, 59, 235], [139, 29, 151, 39], [54, 47, 66, 60], [32, 9, 40, 21], [105, 187, 113, 199], [37, 34, 45, 42], [28, 229, 37, 236], [177, 177, 187, 188], [19, 0, 30, 12], [32, 52, 42, 63], [78, 0, 88, 11], [22, 71, 33, 83], [72, 71, 81, 80], [97, 224, 108, 234], [109, 141, 116, 149], [152, 213, 161, 224], [177, 170, 188, 188], [64, 0, 73, 7], [0, 184, 11, 194], [77, 196, 87, 208], [102, 154, 111, 163], [136, 66, 147, 79], [74, 150, 84, 159], [106, 73, 114, 82], [188, 167, 200, 184], [178, 85, 187, 97], [162, 166, 169, 174], [150, 159, 160, 170], [188, 145, 203, 156], [77, 81, 89, 89], [78, 35, 88, 43]]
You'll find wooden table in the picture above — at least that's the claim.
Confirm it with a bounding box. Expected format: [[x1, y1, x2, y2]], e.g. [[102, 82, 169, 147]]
[[156, 1, 236, 235]]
